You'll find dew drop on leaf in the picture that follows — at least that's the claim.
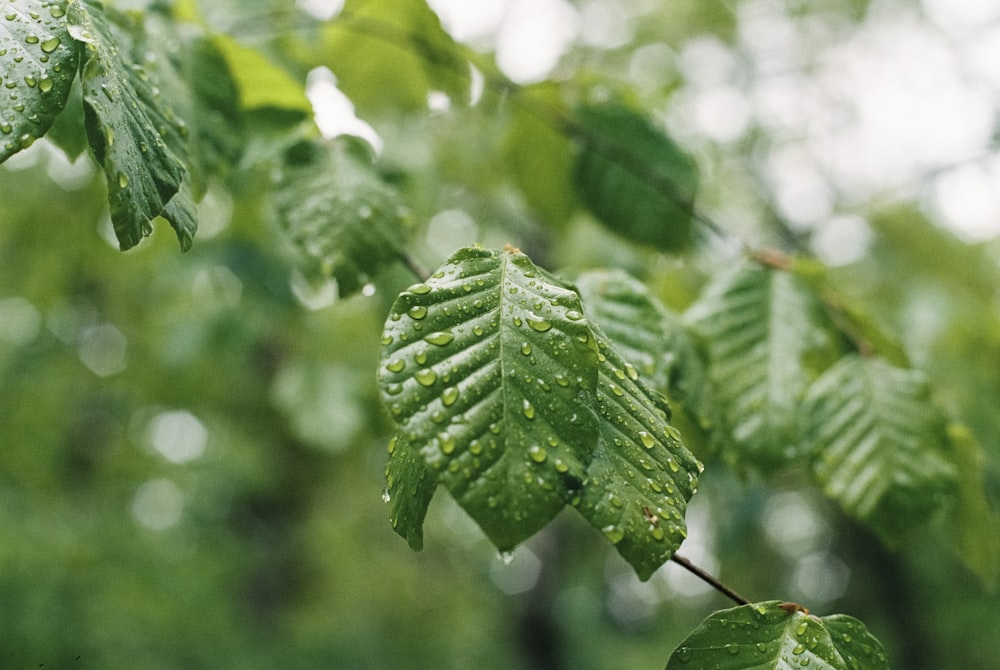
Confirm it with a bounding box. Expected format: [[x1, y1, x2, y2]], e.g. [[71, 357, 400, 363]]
[[638, 430, 655, 449], [522, 399, 535, 419], [424, 331, 454, 346], [408, 305, 428, 320], [527, 316, 552, 332], [520, 342, 532, 355], [409, 283, 431, 295], [441, 386, 459, 407], [415, 368, 437, 386], [529, 445, 547, 463], [386, 358, 406, 373]]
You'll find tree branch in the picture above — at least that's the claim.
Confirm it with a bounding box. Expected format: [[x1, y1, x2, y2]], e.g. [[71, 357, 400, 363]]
[[670, 553, 750, 606]]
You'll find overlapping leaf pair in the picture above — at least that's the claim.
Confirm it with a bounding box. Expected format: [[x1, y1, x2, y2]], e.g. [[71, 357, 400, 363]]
[[377, 246, 702, 579]]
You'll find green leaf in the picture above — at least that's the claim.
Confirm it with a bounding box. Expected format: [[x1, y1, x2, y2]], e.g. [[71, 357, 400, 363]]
[[667, 601, 890, 669], [575, 268, 720, 451], [944, 423, 1000, 588], [378, 246, 600, 550], [272, 138, 411, 297], [0, 0, 78, 163], [384, 433, 437, 551], [800, 355, 957, 542], [573, 102, 699, 252], [576, 331, 702, 579], [211, 33, 311, 116], [307, 0, 469, 115], [67, 0, 187, 250], [502, 85, 575, 227], [685, 262, 836, 468]]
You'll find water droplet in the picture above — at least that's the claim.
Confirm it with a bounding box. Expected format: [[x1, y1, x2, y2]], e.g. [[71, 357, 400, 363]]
[[647, 479, 662, 493], [469, 439, 483, 455], [387, 437, 397, 455], [725, 644, 739, 655], [667, 458, 680, 472], [792, 644, 805, 655], [522, 399, 535, 419], [25, 35, 39, 45], [40, 36, 60, 53], [472, 326, 484, 336], [409, 283, 431, 294], [553, 458, 568, 473], [408, 305, 428, 320], [439, 432, 456, 454], [386, 358, 406, 373], [638, 431, 655, 449], [118, 172, 129, 189], [608, 494, 623, 507], [520, 342, 532, 356], [498, 550, 515, 565], [601, 525, 624, 544], [0, 123, 10, 134], [381, 488, 391, 503], [101, 83, 113, 101], [414, 351, 428, 365], [385, 383, 403, 396], [756, 643, 767, 654], [23, 76, 37, 88], [528, 445, 547, 463], [512, 316, 522, 327], [609, 383, 624, 397], [415, 368, 437, 386], [441, 386, 459, 407], [796, 620, 809, 636], [527, 316, 552, 332]]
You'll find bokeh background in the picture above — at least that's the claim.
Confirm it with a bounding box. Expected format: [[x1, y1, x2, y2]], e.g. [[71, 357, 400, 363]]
[[3, 0, 1000, 668]]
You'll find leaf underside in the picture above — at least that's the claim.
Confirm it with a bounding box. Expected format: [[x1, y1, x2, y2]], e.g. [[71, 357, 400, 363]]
[[666, 601, 890, 670], [379, 247, 701, 578], [801, 354, 957, 542], [684, 263, 835, 469], [0, 0, 78, 163]]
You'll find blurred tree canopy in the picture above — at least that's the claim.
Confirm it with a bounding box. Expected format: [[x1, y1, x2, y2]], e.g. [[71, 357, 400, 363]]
[[2, 0, 1000, 668]]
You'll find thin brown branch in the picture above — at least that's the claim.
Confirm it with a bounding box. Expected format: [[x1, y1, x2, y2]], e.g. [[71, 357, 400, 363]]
[[670, 553, 750, 606]]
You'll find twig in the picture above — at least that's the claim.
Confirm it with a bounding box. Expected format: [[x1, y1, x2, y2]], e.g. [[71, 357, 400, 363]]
[[670, 553, 750, 606]]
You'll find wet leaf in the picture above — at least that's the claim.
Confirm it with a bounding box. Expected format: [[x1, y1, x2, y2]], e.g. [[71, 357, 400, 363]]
[[666, 601, 890, 669], [0, 0, 78, 162], [378, 246, 600, 549], [272, 138, 410, 297]]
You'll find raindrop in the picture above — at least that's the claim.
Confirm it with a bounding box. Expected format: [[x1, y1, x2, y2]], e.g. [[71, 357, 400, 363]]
[[439, 432, 456, 454], [415, 368, 437, 386], [601, 525, 625, 544], [441, 386, 459, 406], [638, 431, 655, 449], [385, 383, 403, 396], [792, 644, 805, 655], [520, 342, 532, 355], [512, 316, 522, 327], [381, 488, 391, 503], [25, 35, 39, 45], [409, 283, 431, 295], [469, 439, 483, 455], [527, 316, 552, 332], [118, 172, 129, 189], [415, 351, 428, 365], [756, 643, 767, 654], [609, 383, 624, 397], [24, 76, 37, 87], [553, 458, 568, 473], [521, 399, 535, 419], [565, 310, 583, 321], [528, 445, 547, 463], [408, 305, 428, 320], [40, 37, 60, 53], [0, 123, 10, 134], [38, 77, 52, 93], [385, 358, 406, 373]]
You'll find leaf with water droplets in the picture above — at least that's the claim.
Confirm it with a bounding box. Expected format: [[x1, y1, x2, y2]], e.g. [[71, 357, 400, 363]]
[[0, 0, 79, 163], [665, 601, 889, 670], [575, 268, 719, 444], [67, 0, 189, 250], [378, 246, 599, 550], [575, 327, 702, 580], [272, 137, 411, 298], [800, 354, 957, 543]]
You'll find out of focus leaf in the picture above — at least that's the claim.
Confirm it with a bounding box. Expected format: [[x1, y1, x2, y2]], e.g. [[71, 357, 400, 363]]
[[271, 138, 410, 297], [945, 423, 1000, 588], [800, 355, 957, 542], [573, 102, 699, 252]]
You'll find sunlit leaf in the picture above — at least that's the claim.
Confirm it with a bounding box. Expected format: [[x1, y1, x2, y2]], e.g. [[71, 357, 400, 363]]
[[800, 354, 957, 542], [67, 0, 187, 249], [685, 262, 836, 468], [272, 138, 411, 297], [0, 0, 78, 163], [576, 331, 702, 579], [378, 246, 600, 550], [211, 33, 311, 115], [307, 0, 469, 114], [573, 102, 699, 252], [666, 601, 890, 669]]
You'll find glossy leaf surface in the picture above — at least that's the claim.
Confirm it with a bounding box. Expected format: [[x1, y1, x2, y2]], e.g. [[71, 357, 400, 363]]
[[0, 0, 78, 163], [666, 601, 889, 669], [67, 0, 187, 249], [800, 355, 957, 541], [379, 246, 600, 549]]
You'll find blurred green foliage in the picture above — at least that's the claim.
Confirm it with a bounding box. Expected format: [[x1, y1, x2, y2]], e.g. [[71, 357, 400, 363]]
[[2, 0, 1000, 668]]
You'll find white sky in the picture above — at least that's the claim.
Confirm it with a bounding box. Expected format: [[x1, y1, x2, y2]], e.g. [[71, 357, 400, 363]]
[[303, 0, 1000, 248]]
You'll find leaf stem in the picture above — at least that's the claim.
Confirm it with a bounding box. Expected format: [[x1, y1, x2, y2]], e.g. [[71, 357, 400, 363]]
[[670, 553, 749, 606]]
